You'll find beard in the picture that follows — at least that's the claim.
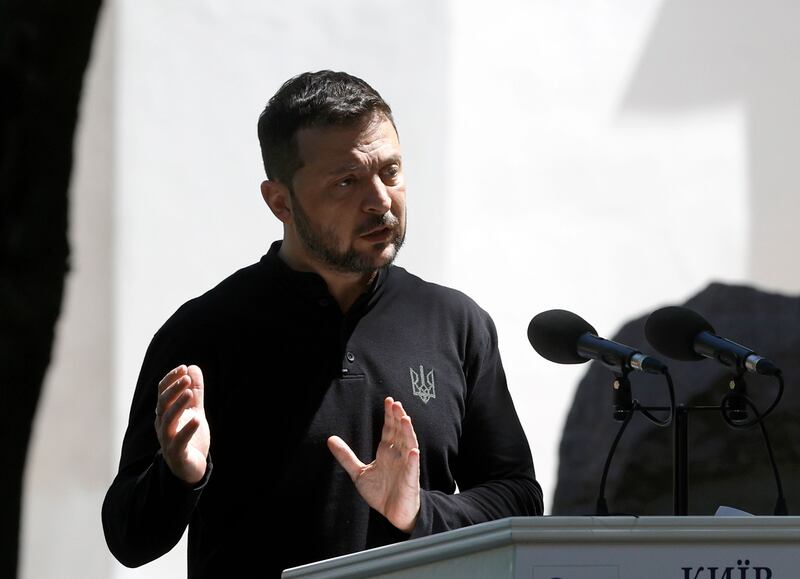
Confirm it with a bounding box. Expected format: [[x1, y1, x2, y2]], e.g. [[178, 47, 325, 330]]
[[289, 190, 405, 274]]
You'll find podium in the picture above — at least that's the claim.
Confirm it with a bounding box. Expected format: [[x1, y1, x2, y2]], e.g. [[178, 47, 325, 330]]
[[283, 516, 800, 578]]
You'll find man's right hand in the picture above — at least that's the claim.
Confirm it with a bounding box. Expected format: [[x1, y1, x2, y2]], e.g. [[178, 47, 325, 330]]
[[155, 365, 211, 484]]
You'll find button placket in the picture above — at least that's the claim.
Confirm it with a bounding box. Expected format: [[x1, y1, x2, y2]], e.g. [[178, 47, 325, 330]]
[[341, 350, 362, 378]]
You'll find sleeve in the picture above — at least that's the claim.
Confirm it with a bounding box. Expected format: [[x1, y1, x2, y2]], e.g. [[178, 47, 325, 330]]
[[410, 310, 543, 538], [101, 327, 213, 568]]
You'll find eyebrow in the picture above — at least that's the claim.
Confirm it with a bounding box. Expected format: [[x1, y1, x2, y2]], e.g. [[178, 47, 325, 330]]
[[326, 155, 402, 177], [327, 163, 361, 176]]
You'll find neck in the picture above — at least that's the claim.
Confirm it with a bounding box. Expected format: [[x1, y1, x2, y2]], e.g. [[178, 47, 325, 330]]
[[278, 237, 376, 313]]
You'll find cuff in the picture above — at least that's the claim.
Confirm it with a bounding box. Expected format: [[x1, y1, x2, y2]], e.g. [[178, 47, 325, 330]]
[[154, 450, 213, 497]]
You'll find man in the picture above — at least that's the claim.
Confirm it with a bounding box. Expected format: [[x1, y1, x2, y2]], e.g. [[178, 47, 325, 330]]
[[102, 70, 542, 577]]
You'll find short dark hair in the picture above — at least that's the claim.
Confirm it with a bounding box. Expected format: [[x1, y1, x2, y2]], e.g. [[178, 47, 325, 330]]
[[257, 70, 395, 184]]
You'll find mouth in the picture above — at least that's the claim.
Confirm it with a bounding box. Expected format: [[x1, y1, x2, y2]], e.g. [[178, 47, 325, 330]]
[[360, 226, 393, 243]]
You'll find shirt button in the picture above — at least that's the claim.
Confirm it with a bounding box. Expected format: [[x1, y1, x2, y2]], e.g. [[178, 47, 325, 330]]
[[318, 298, 330, 307], [346, 351, 355, 363]]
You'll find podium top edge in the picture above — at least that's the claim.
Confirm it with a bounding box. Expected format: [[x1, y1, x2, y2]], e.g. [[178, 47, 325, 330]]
[[283, 516, 800, 577]]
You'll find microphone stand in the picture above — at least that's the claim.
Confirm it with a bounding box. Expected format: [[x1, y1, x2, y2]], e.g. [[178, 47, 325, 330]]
[[673, 404, 718, 515], [674, 404, 688, 516], [672, 373, 786, 516], [596, 369, 786, 516], [595, 400, 636, 516], [719, 372, 788, 516], [596, 369, 674, 516], [673, 376, 749, 515]]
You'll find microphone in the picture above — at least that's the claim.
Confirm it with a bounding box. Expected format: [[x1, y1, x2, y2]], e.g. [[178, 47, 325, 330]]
[[528, 309, 667, 374], [645, 306, 780, 376]]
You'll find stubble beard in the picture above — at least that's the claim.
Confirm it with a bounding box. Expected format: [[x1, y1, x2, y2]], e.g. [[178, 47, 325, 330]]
[[290, 190, 405, 274]]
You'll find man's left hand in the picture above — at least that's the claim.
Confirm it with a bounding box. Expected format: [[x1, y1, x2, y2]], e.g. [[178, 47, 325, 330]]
[[327, 397, 420, 533]]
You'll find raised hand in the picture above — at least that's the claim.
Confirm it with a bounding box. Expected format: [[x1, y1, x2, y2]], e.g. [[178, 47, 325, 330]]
[[154, 364, 211, 484], [327, 397, 420, 533]]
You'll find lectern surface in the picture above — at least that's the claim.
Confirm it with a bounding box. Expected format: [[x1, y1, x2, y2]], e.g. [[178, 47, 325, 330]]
[[283, 516, 800, 579]]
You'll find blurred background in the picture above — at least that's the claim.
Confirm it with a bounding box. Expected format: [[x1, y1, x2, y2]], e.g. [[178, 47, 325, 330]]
[[4, 0, 800, 577]]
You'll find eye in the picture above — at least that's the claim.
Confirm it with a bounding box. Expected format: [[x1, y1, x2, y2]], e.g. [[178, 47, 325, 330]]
[[336, 176, 355, 188], [382, 164, 402, 183]]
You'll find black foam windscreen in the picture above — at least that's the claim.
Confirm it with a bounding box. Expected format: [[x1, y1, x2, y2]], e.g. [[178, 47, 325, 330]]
[[527, 309, 596, 364], [645, 306, 714, 361]]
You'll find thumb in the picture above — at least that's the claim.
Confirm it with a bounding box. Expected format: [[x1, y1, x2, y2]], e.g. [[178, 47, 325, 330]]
[[186, 365, 205, 407], [327, 436, 364, 481]]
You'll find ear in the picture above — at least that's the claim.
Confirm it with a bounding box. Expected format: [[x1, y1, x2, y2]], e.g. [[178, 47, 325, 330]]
[[260, 179, 292, 224]]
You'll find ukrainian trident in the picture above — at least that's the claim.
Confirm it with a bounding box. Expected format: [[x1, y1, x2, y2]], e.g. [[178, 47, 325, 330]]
[[410, 365, 436, 404]]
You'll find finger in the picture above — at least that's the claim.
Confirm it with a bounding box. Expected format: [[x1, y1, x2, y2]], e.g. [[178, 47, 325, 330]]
[[380, 397, 397, 446], [387, 401, 409, 449], [404, 447, 421, 489], [392, 400, 408, 420], [173, 416, 201, 450], [161, 388, 193, 436], [186, 365, 205, 407], [402, 448, 419, 498], [400, 415, 419, 450], [158, 365, 188, 394], [327, 435, 365, 481], [156, 375, 189, 418]]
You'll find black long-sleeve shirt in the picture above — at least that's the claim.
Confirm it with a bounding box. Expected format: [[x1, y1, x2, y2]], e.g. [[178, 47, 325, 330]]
[[102, 241, 543, 577]]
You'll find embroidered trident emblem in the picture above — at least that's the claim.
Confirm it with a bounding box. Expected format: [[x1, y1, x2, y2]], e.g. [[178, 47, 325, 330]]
[[410, 365, 436, 404]]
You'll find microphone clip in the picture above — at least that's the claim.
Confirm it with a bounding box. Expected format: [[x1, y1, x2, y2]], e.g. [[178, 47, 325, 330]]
[[722, 374, 749, 422], [612, 372, 634, 422]]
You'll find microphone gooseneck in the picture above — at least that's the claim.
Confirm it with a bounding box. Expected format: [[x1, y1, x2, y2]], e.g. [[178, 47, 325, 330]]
[[528, 309, 667, 374], [645, 306, 780, 376]]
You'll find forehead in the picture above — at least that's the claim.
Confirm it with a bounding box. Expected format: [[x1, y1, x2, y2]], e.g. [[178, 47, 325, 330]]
[[294, 115, 401, 173]]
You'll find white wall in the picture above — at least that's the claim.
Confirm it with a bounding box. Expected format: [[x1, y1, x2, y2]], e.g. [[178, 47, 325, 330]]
[[22, 1, 800, 577], [444, 0, 749, 519]]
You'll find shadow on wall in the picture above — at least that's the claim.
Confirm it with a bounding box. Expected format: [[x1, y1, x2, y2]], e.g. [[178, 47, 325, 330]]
[[552, 282, 800, 515], [622, 0, 800, 292]]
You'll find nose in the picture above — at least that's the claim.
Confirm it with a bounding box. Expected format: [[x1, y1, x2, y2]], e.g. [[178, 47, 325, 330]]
[[362, 175, 392, 214]]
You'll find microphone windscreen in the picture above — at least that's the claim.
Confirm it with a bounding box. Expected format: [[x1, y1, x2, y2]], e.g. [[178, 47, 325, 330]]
[[645, 306, 714, 361], [528, 309, 596, 364]]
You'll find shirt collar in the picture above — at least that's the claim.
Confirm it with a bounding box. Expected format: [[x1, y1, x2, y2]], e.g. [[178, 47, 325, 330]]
[[260, 240, 388, 309]]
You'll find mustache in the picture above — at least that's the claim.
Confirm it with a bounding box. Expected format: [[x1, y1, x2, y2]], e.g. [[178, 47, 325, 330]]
[[355, 212, 400, 235]]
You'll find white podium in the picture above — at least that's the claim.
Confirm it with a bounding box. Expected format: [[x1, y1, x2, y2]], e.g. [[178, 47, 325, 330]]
[[283, 516, 800, 578]]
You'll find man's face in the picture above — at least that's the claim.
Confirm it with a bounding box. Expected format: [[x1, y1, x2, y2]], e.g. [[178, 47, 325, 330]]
[[287, 115, 406, 274]]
